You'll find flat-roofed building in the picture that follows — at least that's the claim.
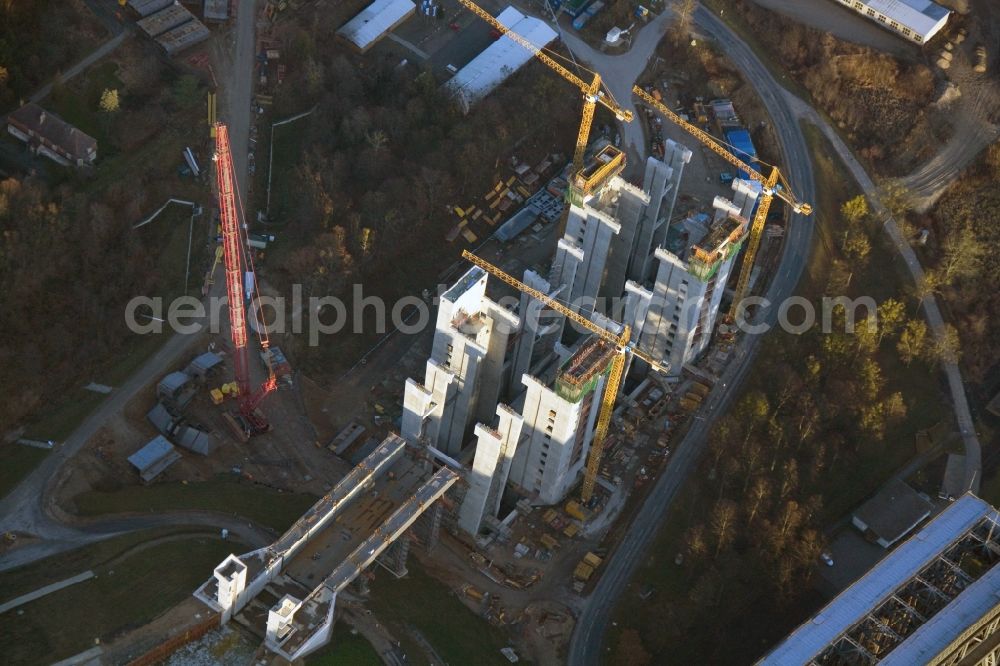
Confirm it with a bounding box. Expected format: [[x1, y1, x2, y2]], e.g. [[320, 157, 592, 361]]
[[829, 0, 950, 44], [759, 494, 1000, 665], [336, 0, 416, 52]]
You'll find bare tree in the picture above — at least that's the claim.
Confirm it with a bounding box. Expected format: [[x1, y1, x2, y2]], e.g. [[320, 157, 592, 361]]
[[746, 477, 772, 526], [710, 499, 739, 557]]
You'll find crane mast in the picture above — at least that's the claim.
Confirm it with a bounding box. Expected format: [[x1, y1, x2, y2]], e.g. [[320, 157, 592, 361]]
[[461, 251, 666, 502], [631, 86, 813, 318], [214, 122, 275, 436], [457, 0, 633, 225]]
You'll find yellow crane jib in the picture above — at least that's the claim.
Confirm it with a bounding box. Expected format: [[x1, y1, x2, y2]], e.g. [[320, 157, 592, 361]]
[[631, 86, 813, 317], [460, 250, 668, 502], [457, 0, 633, 225]]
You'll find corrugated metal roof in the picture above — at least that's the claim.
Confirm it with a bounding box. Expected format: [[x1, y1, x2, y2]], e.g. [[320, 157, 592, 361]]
[[336, 0, 415, 50], [882, 563, 1000, 664], [156, 19, 210, 55], [128, 436, 182, 481], [759, 495, 995, 665], [137, 3, 195, 37], [850, 0, 950, 39], [445, 7, 558, 106], [128, 0, 173, 17]]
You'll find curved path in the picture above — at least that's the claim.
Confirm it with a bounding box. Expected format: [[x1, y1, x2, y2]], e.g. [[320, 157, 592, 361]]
[[568, 5, 818, 664], [0, 0, 264, 571], [568, 3, 982, 664]]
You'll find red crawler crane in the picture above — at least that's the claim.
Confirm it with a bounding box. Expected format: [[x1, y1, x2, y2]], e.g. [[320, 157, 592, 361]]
[[215, 122, 276, 440]]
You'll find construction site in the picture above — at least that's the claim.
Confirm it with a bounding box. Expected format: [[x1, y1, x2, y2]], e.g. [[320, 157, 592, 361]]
[[4, 0, 997, 664], [0, 0, 820, 661]]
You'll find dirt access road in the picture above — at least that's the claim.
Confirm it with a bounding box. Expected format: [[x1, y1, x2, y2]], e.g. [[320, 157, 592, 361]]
[[566, 4, 819, 664], [570, 3, 984, 662], [0, 0, 266, 570]]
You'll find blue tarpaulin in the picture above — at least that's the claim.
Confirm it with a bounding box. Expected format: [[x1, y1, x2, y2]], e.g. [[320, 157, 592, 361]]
[[723, 128, 757, 179]]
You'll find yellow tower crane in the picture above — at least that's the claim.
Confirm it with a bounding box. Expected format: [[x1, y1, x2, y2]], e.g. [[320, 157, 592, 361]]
[[632, 86, 813, 319], [457, 0, 633, 218], [462, 250, 669, 503]]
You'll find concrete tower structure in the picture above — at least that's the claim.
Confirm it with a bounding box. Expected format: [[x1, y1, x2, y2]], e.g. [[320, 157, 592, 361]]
[[456, 404, 524, 536], [401, 267, 518, 455], [508, 336, 616, 504], [624, 179, 759, 375], [507, 268, 569, 399], [604, 144, 694, 298]]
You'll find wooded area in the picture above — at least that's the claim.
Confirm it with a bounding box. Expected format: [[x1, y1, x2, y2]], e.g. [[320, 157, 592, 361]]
[[0, 44, 208, 437], [726, 0, 939, 174], [262, 27, 580, 373], [609, 127, 948, 666], [924, 144, 1000, 383], [0, 0, 104, 111]]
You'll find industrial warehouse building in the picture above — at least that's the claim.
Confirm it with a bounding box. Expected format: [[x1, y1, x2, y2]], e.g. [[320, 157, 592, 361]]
[[830, 0, 950, 44], [336, 0, 416, 52], [445, 6, 558, 110], [760, 495, 1000, 665]]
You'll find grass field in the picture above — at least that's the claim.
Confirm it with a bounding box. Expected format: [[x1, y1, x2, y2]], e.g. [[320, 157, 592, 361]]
[[306, 623, 382, 666], [71, 478, 318, 532], [0, 528, 241, 664], [367, 564, 515, 666]]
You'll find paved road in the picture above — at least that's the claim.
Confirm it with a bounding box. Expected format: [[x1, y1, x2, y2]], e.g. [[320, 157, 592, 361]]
[[0, 0, 265, 570], [790, 98, 983, 495], [570, 4, 984, 662], [556, 12, 674, 174], [567, 5, 818, 664]]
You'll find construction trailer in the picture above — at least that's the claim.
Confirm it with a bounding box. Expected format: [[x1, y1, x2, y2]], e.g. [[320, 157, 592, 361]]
[[156, 19, 211, 55], [137, 3, 196, 37]]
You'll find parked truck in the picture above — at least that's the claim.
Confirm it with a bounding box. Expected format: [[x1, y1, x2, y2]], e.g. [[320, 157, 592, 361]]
[[572, 0, 604, 29]]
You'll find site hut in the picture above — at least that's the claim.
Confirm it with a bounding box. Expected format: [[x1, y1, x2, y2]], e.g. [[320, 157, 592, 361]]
[[623, 178, 760, 376], [126, 0, 173, 17], [759, 494, 1000, 665], [203, 0, 229, 22], [829, 0, 951, 44], [336, 0, 417, 53], [852, 477, 934, 549]]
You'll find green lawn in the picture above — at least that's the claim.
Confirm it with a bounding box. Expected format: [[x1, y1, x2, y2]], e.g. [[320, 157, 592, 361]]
[[0, 446, 50, 500], [306, 623, 382, 666], [367, 564, 516, 666], [0, 529, 241, 664], [49, 61, 123, 157], [71, 478, 318, 532]]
